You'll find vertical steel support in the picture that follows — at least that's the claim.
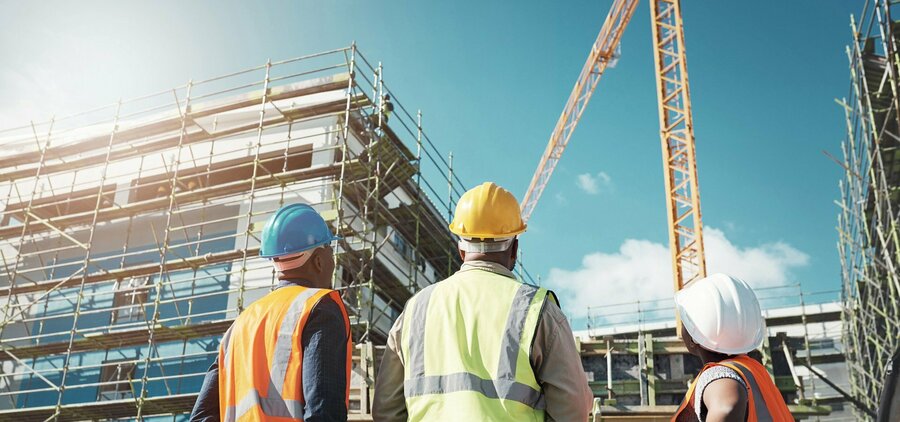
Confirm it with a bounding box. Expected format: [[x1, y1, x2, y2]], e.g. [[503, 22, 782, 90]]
[[412, 110, 424, 292], [645, 333, 656, 406], [798, 289, 817, 405], [637, 331, 647, 406], [605, 338, 614, 401], [135, 82, 195, 419], [650, 0, 706, 337], [52, 100, 123, 420], [333, 44, 356, 291], [234, 61, 272, 314], [446, 151, 454, 276]]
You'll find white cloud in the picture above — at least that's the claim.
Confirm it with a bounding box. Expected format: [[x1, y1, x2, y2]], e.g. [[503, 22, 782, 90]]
[[545, 227, 809, 319], [576, 172, 612, 195], [554, 192, 567, 205]]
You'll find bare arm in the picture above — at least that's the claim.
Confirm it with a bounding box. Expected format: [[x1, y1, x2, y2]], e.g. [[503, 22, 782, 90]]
[[701, 378, 747, 422]]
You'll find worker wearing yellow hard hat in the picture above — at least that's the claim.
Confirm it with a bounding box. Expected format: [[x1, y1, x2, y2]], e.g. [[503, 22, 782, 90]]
[[372, 182, 593, 421]]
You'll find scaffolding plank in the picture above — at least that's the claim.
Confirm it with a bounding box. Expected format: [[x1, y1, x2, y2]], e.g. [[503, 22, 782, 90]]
[[0, 73, 353, 171], [0, 161, 346, 241], [0, 96, 361, 183], [0, 319, 233, 360], [0, 393, 199, 421], [0, 247, 257, 296]]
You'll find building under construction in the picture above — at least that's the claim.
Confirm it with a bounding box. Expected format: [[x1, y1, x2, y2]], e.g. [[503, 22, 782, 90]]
[[0, 46, 550, 420], [838, 0, 900, 419]]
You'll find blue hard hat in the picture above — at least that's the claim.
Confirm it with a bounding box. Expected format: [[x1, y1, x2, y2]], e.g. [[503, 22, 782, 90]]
[[259, 203, 340, 259]]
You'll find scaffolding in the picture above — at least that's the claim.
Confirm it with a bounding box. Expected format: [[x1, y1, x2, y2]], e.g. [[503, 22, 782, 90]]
[[838, 0, 900, 419], [0, 45, 541, 421], [583, 284, 845, 420]]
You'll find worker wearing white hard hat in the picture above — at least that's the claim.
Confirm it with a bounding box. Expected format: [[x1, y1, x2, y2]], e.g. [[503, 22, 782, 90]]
[[671, 273, 792, 422]]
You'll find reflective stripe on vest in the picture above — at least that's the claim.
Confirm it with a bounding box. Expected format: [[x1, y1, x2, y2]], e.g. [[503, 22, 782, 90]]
[[219, 286, 350, 422], [402, 270, 554, 419], [223, 388, 305, 420], [671, 355, 793, 422], [726, 361, 773, 422]]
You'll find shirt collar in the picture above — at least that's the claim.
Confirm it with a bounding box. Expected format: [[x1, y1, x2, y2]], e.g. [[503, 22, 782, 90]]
[[460, 260, 516, 279], [276, 279, 309, 289]]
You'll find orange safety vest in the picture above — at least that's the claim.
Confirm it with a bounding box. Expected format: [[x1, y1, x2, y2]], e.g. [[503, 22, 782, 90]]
[[218, 286, 352, 421], [672, 355, 793, 422]]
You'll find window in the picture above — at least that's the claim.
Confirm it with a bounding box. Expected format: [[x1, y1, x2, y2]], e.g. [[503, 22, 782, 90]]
[[111, 276, 150, 324], [97, 360, 135, 401], [389, 230, 413, 262]]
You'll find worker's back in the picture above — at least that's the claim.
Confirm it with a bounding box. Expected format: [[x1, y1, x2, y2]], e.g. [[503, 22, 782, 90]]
[[399, 266, 554, 421], [218, 285, 349, 421]]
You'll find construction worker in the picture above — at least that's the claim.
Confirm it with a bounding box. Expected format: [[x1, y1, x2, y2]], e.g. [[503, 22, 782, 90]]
[[189, 203, 352, 422], [380, 93, 393, 124], [369, 93, 393, 129], [672, 273, 792, 422], [372, 182, 593, 421]]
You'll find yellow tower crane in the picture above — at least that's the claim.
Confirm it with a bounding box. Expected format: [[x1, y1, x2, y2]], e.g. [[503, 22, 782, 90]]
[[521, 0, 705, 333]]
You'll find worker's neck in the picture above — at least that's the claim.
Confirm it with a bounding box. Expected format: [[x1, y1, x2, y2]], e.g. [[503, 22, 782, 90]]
[[699, 349, 736, 365], [462, 253, 513, 270], [278, 271, 328, 289]]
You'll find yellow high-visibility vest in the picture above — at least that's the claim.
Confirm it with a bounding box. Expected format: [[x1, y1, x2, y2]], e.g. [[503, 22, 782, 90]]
[[400, 266, 557, 421], [218, 285, 351, 421]]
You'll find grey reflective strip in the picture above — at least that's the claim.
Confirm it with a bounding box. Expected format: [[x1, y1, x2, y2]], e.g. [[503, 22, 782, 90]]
[[497, 284, 539, 380], [224, 388, 304, 421], [404, 372, 545, 409], [729, 362, 774, 422], [408, 285, 436, 377], [270, 288, 322, 397], [220, 324, 235, 370]]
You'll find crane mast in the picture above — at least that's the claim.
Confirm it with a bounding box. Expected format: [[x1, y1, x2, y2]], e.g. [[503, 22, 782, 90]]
[[521, 0, 706, 332], [649, 0, 706, 294]]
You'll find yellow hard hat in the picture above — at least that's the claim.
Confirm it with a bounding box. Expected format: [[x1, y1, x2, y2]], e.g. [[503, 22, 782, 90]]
[[449, 182, 527, 239]]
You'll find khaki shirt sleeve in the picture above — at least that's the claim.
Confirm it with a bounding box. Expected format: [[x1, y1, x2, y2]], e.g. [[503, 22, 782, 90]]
[[531, 300, 593, 422], [372, 312, 408, 422]]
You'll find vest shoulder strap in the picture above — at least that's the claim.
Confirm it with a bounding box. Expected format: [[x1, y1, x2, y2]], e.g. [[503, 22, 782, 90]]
[[718, 359, 775, 422]]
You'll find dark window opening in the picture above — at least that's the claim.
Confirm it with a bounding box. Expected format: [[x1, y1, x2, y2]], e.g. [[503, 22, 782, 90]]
[[111, 276, 150, 325], [97, 360, 136, 401]]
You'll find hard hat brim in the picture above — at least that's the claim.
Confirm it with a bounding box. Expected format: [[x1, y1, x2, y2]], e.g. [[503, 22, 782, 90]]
[[259, 235, 341, 259], [448, 226, 527, 239]]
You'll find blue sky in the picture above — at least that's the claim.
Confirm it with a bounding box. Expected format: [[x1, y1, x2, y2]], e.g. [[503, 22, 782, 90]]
[[0, 1, 861, 326]]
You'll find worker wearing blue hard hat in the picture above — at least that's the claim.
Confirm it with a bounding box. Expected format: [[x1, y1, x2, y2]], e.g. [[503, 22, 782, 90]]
[[190, 203, 352, 422], [259, 202, 342, 280]]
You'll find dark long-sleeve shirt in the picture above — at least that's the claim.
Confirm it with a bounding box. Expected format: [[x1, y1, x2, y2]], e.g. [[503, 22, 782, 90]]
[[190, 281, 349, 422]]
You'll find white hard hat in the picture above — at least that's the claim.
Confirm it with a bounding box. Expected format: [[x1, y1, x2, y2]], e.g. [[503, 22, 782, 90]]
[[675, 273, 765, 355]]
